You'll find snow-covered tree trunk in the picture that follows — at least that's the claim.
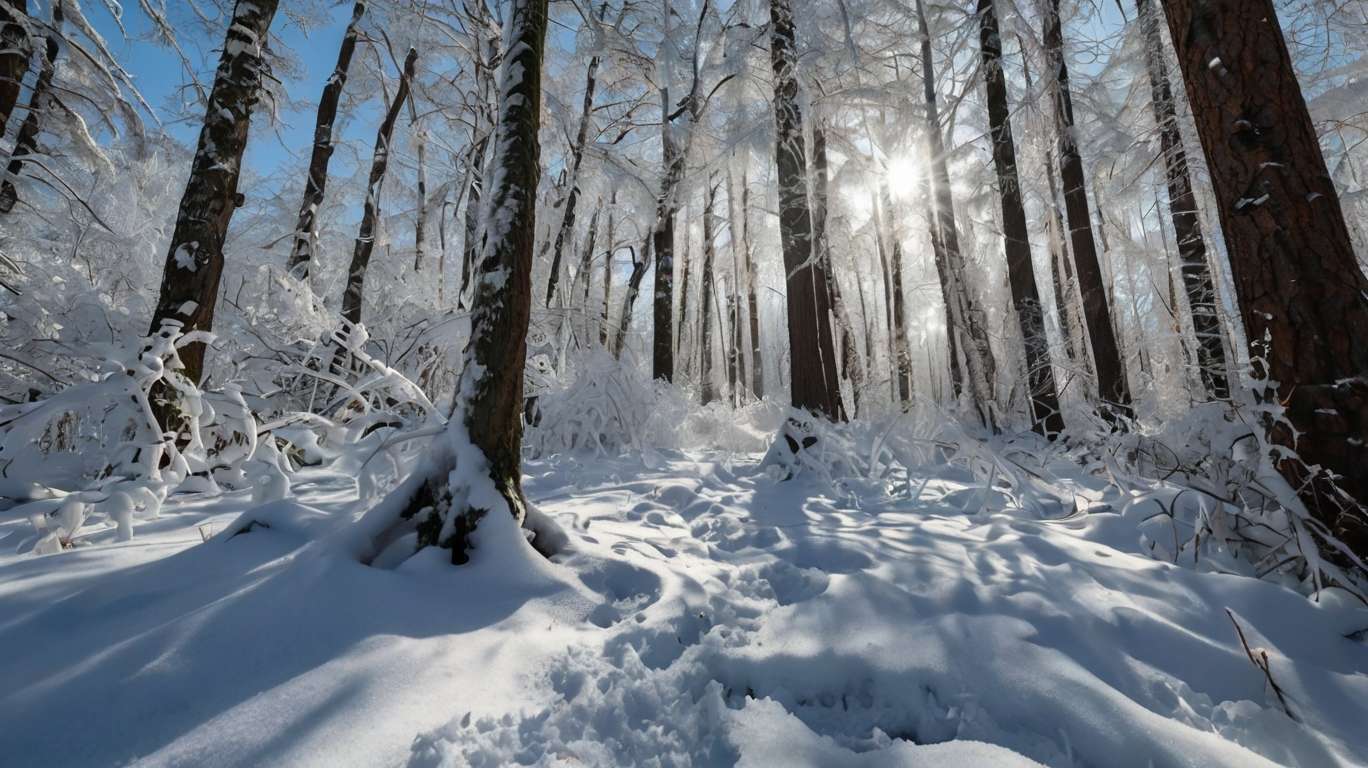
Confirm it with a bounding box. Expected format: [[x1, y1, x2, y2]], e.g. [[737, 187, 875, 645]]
[[768, 0, 843, 424], [1041, 0, 1131, 415], [740, 170, 764, 399], [286, 0, 364, 281], [1160, 0, 1368, 554], [812, 122, 863, 414], [576, 200, 602, 343], [372, 0, 549, 563], [1136, 0, 1229, 401], [699, 180, 719, 405], [879, 181, 916, 405], [614, 233, 652, 358], [978, 0, 1063, 437], [0, 0, 29, 138], [147, 0, 279, 403], [544, 40, 600, 307], [409, 97, 428, 273], [600, 190, 616, 345], [0, 0, 57, 215], [340, 47, 418, 328], [917, 0, 996, 429]]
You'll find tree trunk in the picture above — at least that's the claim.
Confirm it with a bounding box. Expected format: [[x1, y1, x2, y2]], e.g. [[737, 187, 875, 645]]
[[1160, 0, 1368, 551], [699, 180, 719, 404], [1042, 0, 1131, 413], [340, 47, 418, 328], [768, 0, 844, 423], [871, 188, 903, 402], [545, 44, 600, 307], [0, 0, 57, 215], [384, 0, 548, 563], [577, 200, 602, 343], [460, 131, 491, 310], [676, 209, 692, 375], [601, 190, 616, 345], [409, 94, 428, 273], [978, 0, 1063, 437], [147, 0, 279, 400], [1137, 0, 1229, 400], [741, 170, 764, 399], [0, 0, 29, 139], [614, 233, 653, 358], [812, 122, 863, 413], [918, 0, 996, 428], [878, 182, 916, 405], [286, 0, 364, 281]]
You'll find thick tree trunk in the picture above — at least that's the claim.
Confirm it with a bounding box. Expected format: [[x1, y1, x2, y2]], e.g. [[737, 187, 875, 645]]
[[0, 0, 57, 215], [1160, 0, 1368, 551], [978, 0, 1063, 437], [1137, 0, 1228, 400], [0, 0, 29, 139], [340, 48, 418, 328], [1042, 0, 1131, 413], [286, 1, 364, 280], [545, 47, 600, 307], [147, 0, 279, 399], [919, 0, 995, 425], [768, 0, 844, 422], [699, 181, 719, 404], [389, 0, 548, 562]]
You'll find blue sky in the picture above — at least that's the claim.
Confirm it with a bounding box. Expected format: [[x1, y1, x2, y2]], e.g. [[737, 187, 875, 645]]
[[88, 2, 364, 182]]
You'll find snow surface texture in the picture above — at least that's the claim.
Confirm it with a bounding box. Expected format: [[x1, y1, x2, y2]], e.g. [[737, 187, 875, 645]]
[[1, 448, 1366, 767]]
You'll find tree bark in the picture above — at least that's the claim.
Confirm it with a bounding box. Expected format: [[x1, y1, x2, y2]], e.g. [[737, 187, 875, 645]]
[[919, 0, 995, 425], [286, 1, 364, 281], [1137, 0, 1229, 400], [147, 0, 279, 397], [545, 40, 601, 307], [1160, 0, 1368, 550], [699, 180, 719, 404], [396, 0, 548, 562], [978, 0, 1063, 437], [0, 0, 29, 138], [601, 190, 616, 345], [576, 200, 602, 343], [1042, 0, 1131, 413], [340, 47, 418, 328], [768, 0, 844, 422], [812, 122, 863, 413], [740, 170, 764, 399], [460, 131, 491, 310], [409, 91, 428, 273], [0, 0, 57, 215]]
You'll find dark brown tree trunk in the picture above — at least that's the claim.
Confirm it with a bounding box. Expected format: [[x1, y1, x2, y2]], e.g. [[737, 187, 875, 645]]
[[1042, 0, 1131, 414], [545, 44, 600, 307], [0, 0, 56, 215], [740, 171, 764, 399], [409, 94, 428, 273], [340, 47, 418, 328], [1137, 0, 1229, 400], [978, 0, 1063, 437], [918, 0, 996, 428], [0, 0, 29, 138], [768, 0, 844, 422], [390, 0, 548, 562], [1160, 0, 1368, 550], [147, 0, 279, 400], [699, 180, 719, 404], [286, 1, 364, 280]]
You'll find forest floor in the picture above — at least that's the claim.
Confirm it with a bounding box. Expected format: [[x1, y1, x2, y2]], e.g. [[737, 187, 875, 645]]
[[2, 447, 1366, 767]]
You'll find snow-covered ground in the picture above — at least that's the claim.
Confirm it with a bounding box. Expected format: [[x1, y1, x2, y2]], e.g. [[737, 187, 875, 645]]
[[2, 448, 1366, 767]]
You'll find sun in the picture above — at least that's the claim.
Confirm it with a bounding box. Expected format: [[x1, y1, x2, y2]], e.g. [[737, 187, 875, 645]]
[[886, 154, 922, 201]]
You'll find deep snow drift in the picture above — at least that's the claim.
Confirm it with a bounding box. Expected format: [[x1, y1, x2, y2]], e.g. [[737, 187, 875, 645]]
[[1, 443, 1366, 767]]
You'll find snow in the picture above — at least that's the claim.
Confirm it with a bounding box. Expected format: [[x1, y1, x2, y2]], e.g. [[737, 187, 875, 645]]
[[2, 443, 1365, 767]]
